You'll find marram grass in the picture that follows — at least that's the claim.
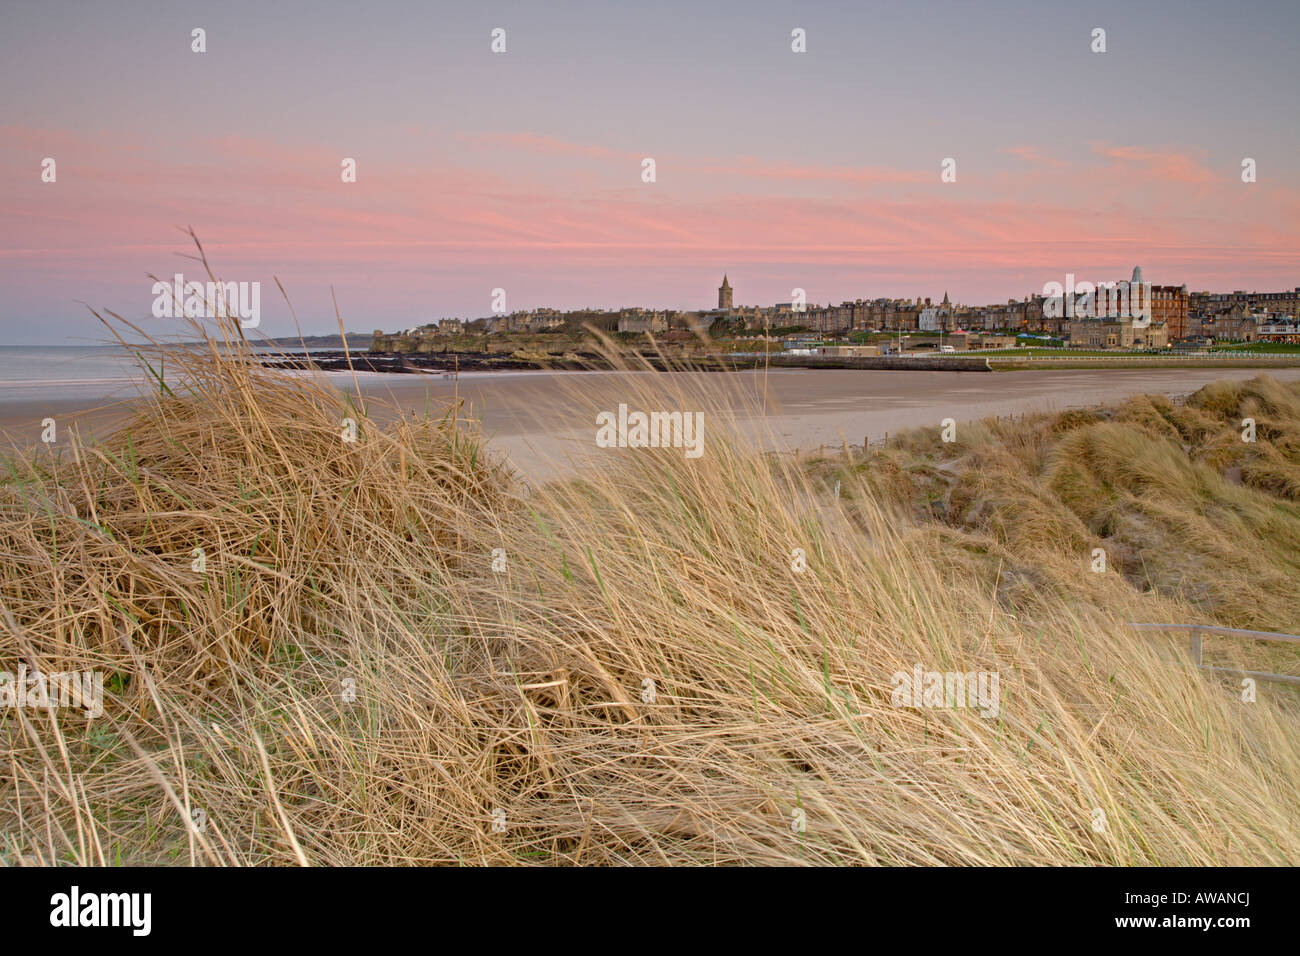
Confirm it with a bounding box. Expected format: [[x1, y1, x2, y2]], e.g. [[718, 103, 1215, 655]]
[[2, 319, 1299, 866]]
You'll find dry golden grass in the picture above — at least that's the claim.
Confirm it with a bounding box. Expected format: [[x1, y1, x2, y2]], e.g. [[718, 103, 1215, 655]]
[[2, 315, 1299, 866], [844, 375, 1300, 634]]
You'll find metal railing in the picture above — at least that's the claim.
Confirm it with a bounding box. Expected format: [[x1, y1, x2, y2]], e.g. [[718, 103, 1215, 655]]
[[1128, 622, 1300, 686]]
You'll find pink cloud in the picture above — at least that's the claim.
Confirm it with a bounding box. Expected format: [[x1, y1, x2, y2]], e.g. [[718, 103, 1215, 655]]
[[698, 156, 930, 185], [1002, 145, 1070, 170], [457, 131, 626, 160], [1, 124, 1297, 326], [1090, 143, 1214, 185]]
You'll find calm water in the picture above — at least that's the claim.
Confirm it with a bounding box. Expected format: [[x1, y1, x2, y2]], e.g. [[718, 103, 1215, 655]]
[[0, 345, 533, 405], [0, 346, 147, 402], [0, 344, 321, 403]]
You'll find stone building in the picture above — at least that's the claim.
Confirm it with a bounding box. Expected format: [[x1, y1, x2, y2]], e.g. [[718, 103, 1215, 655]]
[[1068, 315, 1168, 349], [617, 308, 668, 334], [1151, 283, 1189, 341], [1186, 304, 1257, 342]]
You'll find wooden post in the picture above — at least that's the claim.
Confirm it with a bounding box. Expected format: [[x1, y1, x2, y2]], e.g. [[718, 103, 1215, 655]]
[[1189, 629, 1203, 666]]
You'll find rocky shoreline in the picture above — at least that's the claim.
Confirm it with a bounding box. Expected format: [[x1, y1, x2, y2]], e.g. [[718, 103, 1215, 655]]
[[257, 350, 745, 373], [257, 350, 590, 373], [257, 350, 995, 374]]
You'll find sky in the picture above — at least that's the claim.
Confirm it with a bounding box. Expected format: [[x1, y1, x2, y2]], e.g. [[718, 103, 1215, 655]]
[[1, 0, 1298, 344]]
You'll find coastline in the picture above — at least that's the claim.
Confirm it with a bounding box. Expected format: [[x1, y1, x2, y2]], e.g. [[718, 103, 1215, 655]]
[[6, 365, 1300, 482], [265, 348, 1300, 375]]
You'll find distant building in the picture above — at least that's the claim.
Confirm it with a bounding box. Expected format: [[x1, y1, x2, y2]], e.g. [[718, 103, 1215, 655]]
[[670, 310, 711, 334], [807, 302, 853, 334], [1187, 303, 1257, 342], [1068, 315, 1169, 349], [1122, 267, 1189, 340], [782, 334, 821, 350], [617, 308, 667, 334], [366, 266, 1279, 353], [1258, 320, 1300, 342], [814, 344, 881, 357], [1151, 285, 1189, 341], [946, 333, 1017, 350], [1190, 287, 1296, 342], [1051, 266, 1186, 341], [937, 291, 955, 331]]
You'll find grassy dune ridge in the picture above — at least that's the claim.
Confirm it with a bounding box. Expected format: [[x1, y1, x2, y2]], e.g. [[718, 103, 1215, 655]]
[[843, 376, 1300, 633], [2, 320, 1299, 865]]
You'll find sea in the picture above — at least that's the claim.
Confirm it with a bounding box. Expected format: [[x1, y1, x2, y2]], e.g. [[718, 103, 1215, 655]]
[[0, 345, 146, 403], [0, 345, 552, 405], [0, 344, 349, 403]]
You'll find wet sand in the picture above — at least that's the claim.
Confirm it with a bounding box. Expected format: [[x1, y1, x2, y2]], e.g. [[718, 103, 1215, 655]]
[[5, 366, 1299, 482], [346, 366, 1300, 479]]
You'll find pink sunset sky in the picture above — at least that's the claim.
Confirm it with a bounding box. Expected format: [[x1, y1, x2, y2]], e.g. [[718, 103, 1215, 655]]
[[1, 0, 1298, 343]]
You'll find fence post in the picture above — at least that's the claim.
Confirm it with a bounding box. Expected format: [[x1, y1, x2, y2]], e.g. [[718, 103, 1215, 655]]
[[1189, 629, 1202, 666]]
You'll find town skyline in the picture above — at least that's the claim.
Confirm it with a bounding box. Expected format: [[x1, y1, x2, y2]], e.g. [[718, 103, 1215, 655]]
[[370, 268, 1296, 351], [385, 268, 1295, 323], [397, 268, 1298, 315]]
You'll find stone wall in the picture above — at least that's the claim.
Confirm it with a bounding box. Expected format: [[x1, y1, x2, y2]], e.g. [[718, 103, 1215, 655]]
[[762, 355, 991, 372]]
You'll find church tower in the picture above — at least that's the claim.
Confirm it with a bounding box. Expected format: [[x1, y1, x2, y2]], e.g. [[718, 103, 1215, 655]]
[[1130, 266, 1146, 317], [718, 274, 733, 311]]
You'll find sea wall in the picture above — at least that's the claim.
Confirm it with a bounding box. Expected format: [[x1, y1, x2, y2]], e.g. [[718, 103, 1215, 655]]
[[758, 355, 993, 372]]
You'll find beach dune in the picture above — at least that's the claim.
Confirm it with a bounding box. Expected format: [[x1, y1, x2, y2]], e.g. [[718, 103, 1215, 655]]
[[5, 366, 1300, 480]]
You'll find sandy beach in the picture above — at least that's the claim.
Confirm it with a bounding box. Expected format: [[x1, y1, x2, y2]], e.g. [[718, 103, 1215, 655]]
[[351, 366, 1300, 478], [6, 366, 1300, 480]]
